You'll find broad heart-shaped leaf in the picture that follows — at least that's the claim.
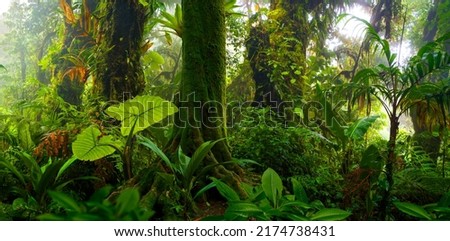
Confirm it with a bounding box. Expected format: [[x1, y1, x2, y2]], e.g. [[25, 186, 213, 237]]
[[72, 126, 121, 161], [394, 202, 432, 220], [345, 116, 379, 140], [310, 208, 351, 221], [262, 168, 283, 208], [106, 95, 178, 137]]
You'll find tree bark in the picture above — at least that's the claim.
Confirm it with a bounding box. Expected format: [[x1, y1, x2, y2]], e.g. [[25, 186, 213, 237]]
[[94, 0, 147, 102], [167, 0, 245, 196], [379, 115, 399, 220], [246, 0, 311, 107]]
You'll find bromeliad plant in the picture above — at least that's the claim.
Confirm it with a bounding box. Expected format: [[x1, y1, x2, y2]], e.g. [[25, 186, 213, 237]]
[[207, 168, 351, 221], [71, 95, 178, 179]]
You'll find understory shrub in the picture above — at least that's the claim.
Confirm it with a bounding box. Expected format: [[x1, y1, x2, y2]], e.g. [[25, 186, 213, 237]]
[[229, 108, 327, 177]]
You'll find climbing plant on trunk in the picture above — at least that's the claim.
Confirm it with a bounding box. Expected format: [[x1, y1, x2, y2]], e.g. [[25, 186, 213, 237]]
[[246, 0, 348, 108]]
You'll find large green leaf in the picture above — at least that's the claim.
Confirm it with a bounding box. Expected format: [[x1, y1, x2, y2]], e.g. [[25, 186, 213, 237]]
[[261, 168, 283, 208], [72, 126, 121, 161], [57, 155, 78, 179], [106, 95, 178, 137], [137, 135, 173, 172], [310, 208, 351, 221], [157, 4, 183, 37], [143, 51, 165, 71], [345, 116, 379, 140], [226, 202, 264, 216], [212, 178, 240, 202], [394, 202, 432, 220], [116, 188, 140, 216], [291, 178, 309, 203], [17, 120, 34, 151], [184, 139, 223, 185]]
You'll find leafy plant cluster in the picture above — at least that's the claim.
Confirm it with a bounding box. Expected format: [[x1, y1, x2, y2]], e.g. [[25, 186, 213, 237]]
[[229, 108, 328, 177], [207, 168, 350, 221]]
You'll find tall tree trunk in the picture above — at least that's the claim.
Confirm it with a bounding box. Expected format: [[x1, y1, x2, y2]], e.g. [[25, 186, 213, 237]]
[[380, 114, 399, 220], [246, 23, 282, 108], [167, 0, 245, 196], [247, 0, 308, 108], [94, 0, 147, 102]]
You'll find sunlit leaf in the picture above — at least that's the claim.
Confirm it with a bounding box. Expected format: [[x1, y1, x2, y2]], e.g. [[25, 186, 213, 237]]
[[72, 126, 121, 161], [345, 116, 379, 140], [106, 95, 178, 136]]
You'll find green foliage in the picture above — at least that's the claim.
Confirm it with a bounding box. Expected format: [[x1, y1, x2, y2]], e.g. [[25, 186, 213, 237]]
[[39, 186, 154, 221], [138, 135, 253, 212], [72, 126, 122, 161], [393, 169, 450, 204], [0, 152, 81, 205], [0, 150, 93, 220], [394, 202, 432, 220], [230, 108, 327, 177], [72, 95, 177, 179], [261, 168, 283, 208], [359, 145, 384, 182], [345, 116, 380, 141], [143, 51, 165, 71], [209, 168, 351, 221], [106, 95, 178, 137], [394, 191, 450, 220], [157, 4, 183, 38]]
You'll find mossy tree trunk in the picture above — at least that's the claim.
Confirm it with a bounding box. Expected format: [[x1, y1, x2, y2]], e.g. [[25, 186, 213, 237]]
[[167, 0, 245, 196], [94, 0, 147, 102], [246, 0, 312, 107]]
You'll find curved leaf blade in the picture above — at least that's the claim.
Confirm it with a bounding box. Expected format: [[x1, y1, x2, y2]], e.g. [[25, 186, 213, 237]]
[[262, 168, 283, 208], [72, 126, 120, 161], [310, 208, 351, 221], [394, 202, 432, 220], [345, 116, 379, 140], [106, 95, 178, 137]]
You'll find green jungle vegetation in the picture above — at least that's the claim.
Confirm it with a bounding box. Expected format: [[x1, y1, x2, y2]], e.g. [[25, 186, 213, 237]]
[[0, 0, 450, 221]]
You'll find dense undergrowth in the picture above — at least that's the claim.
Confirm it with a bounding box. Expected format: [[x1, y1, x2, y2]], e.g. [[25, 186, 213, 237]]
[[1, 0, 450, 221]]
